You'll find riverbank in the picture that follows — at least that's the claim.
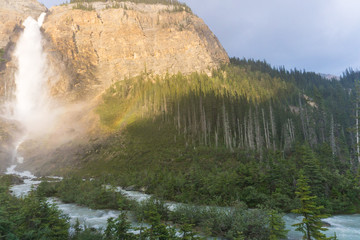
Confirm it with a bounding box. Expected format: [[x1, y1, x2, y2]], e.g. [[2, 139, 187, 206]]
[[5, 165, 360, 240], [3, 165, 280, 239]]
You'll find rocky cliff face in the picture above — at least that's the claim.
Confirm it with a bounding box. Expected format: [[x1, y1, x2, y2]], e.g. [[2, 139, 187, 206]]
[[0, 0, 46, 49], [0, 1, 229, 104], [42, 2, 229, 100], [0, 1, 229, 173]]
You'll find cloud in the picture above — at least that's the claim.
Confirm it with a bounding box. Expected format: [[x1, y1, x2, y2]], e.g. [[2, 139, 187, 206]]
[[183, 0, 360, 75]]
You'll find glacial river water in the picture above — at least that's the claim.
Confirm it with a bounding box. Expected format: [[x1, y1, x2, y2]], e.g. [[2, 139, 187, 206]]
[[5, 165, 360, 240], [284, 214, 360, 240]]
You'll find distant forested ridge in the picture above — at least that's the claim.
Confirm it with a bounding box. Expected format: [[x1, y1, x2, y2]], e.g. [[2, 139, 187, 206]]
[[52, 58, 360, 214], [67, 0, 192, 12], [97, 58, 353, 160]]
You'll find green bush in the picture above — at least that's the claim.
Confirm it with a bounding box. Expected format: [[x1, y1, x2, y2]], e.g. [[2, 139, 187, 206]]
[[105, 212, 137, 240], [0, 179, 70, 239], [71, 228, 105, 240], [0, 49, 5, 63], [133, 197, 170, 222], [73, 3, 94, 11], [132, 198, 277, 239], [36, 177, 134, 210], [36, 181, 57, 197]]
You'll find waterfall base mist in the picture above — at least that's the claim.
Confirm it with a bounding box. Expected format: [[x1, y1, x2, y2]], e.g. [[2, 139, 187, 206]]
[[0, 12, 98, 169]]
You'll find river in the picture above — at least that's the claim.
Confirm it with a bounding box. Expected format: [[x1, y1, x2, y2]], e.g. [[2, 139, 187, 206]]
[[284, 213, 360, 240], [5, 165, 360, 240], [5, 165, 149, 233]]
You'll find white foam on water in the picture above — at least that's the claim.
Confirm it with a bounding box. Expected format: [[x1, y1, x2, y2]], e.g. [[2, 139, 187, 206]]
[[115, 186, 151, 202], [47, 198, 121, 230], [6, 165, 36, 179]]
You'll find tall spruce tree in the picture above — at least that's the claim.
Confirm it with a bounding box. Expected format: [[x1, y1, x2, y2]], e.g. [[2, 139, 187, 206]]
[[292, 173, 329, 240], [268, 209, 288, 240], [354, 80, 360, 163], [298, 145, 324, 197]]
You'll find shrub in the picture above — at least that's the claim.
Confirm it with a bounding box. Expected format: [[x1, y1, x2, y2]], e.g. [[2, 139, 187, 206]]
[[133, 197, 170, 222], [36, 177, 134, 210], [73, 3, 94, 11]]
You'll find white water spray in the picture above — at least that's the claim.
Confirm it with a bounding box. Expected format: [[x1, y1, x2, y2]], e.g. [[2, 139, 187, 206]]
[[11, 136, 26, 164], [2, 12, 84, 166], [2, 13, 60, 164], [12, 12, 52, 135]]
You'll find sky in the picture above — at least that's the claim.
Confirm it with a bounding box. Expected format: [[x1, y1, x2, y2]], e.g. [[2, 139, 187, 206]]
[[39, 0, 360, 76]]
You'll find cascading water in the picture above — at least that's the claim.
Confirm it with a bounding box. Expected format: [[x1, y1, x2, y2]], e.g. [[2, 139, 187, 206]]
[[11, 136, 26, 164], [12, 13, 50, 135], [4, 13, 55, 164]]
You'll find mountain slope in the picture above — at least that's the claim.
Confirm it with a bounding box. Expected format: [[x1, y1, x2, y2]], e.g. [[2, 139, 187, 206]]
[[0, 0, 229, 171], [23, 59, 360, 214], [42, 1, 229, 100], [1, 0, 360, 216]]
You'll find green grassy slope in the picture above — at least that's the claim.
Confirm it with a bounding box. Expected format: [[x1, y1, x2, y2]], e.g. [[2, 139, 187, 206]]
[[51, 61, 360, 214]]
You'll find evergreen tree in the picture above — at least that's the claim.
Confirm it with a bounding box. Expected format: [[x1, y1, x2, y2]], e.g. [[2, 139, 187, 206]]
[[105, 213, 137, 240], [292, 173, 329, 240], [143, 210, 175, 239], [268, 209, 288, 240], [354, 80, 360, 163], [179, 222, 202, 240], [297, 145, 325, 197]]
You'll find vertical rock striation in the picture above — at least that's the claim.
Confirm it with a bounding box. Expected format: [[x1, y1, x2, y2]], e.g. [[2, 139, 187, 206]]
[[42, 2, 229, 100]]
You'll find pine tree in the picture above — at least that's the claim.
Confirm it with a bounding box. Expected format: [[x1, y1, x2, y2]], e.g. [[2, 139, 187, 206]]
[[179, 222, 200, 240], [143, 210, 174, 240], [292, 173, 329, 240], [354, 80, 360, 163], [105, 213, 137, 240], [298, 145, 324, 196], [268, 209, 288, 240]]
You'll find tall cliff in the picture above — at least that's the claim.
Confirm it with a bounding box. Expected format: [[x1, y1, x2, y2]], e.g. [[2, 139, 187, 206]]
[[42, 2, 229, 100], [0, 1, 229, 172]]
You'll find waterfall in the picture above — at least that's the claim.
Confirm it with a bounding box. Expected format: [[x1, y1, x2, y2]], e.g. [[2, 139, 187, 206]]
[[3, 12, 54, 163], [12, 12, 51, 135]]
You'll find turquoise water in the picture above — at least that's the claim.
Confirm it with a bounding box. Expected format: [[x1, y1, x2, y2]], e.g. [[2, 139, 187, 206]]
[[6, 165, 360, 240], [285, 213, 360, 240]]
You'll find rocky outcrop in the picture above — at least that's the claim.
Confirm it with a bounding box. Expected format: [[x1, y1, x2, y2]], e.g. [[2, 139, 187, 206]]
[[0, 0, 46, 49], [42, 2, 229, 100], [0, 117, 22, 171]]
